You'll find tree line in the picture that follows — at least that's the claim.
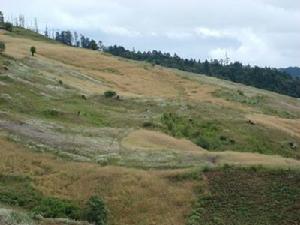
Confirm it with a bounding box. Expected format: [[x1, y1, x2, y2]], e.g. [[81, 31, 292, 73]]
[[104, 45, 300, 98], [54, 31, 104, 50]]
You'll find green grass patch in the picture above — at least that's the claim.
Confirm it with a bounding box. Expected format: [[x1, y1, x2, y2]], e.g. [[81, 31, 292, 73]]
[[160, 112, 300, 159], [161, 112, 235, 150], [213, 88, 265, 105]]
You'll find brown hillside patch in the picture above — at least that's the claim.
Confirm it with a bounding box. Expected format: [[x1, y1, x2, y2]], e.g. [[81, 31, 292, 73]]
[[0, 33, 237, 104], [247, 114, 300, 138], [0, 137, 198, 225], [122, 129, 205, 152]]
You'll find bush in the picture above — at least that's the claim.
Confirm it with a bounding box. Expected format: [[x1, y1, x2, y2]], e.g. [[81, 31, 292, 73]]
[[4, 22, 13, 32], [142, 121, 155, 128], [33, 197, 80, 219], [30, 46, 36, 56], [195, 136, 210, 149], [85, 196, 107, 225], [0, 41, 5, 54], [104, 90, 116, 98]]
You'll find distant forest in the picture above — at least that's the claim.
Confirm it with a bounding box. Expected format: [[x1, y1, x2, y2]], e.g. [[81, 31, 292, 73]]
[[280, 67, 300, 78], [104, 45, 300, 98]]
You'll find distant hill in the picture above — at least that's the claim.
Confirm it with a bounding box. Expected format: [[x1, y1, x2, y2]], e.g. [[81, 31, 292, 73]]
[[279, 67, 300, 77]]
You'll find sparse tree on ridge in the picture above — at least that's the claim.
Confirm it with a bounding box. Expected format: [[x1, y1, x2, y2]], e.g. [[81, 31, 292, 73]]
[[30, 46, 36, 56]]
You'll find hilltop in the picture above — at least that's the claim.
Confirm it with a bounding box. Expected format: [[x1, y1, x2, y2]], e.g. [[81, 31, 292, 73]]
[[0, 28, 300, 225]]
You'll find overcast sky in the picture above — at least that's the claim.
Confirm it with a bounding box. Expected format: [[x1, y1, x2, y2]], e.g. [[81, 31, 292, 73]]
[[2, 0, 300, 67]]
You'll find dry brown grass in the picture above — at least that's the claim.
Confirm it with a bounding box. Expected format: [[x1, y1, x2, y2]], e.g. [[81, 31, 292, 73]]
[[122, 129, 205, 152], [247, 114, 300, 138], [0, 137, 198, 225], [0, 33, 234, 104], [121, 129, 300, 169]]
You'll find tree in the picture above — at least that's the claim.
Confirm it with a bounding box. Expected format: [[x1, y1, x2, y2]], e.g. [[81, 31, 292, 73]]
[[34, 17, 39, 33], [30, 46, 36, 56], [74, 31, 79, 47], [89, 40, 99, 50], [98, 41, 104, 51], [85, 196, 107, 225], [61, 31, 72, 46], [104, 90, 117, 98], [18, 14, 25, 27], [44, 25, 49, 37], [4, 22, 13, 32], [0, 41, 5, 54]]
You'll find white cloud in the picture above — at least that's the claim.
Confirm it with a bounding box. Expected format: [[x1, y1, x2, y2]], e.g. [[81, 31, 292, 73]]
[[194, 27, 224, 38], [165, 31, 193, 40], [101, 26, 141, 37], [1, 0, 300, 67]]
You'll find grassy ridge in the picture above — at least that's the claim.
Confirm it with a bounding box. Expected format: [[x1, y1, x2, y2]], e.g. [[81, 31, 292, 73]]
[[1, 54, 300, 160]]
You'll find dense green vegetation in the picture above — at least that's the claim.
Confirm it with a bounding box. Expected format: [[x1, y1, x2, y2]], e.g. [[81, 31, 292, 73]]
[[160, 112, 300, 159], [0, 175, 80, 219], [280, 67, 300, 78], [85, 196, 108, 225], [105, 46, 300, 98], [188, 166, 300, 225], [0, 175, 107, 224]]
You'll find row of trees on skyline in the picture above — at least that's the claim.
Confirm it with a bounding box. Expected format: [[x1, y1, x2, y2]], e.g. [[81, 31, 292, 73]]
[[4, 13, 104, 50], [54, 31, 103, 50]]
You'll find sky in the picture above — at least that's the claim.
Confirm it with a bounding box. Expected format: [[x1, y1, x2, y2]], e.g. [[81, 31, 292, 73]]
[[1, 0, 300, 67]]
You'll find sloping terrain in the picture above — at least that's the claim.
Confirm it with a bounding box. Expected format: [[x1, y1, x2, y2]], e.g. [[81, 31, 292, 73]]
[[0, 28, 300, 225]]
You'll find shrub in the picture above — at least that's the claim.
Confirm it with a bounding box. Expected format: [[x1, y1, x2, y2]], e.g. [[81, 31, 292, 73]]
[[30, 46, 36, 56], [0, 41, 5, 54], [237, 89, 244, 96], [43, 109, 63, 117], [4, 22, 13, 32], [142, 121, 155, 128], [195, 136, 210, 149], [85, 196, 107, 225], [33, 197, 80, 219], [104, 90, 116, 98]]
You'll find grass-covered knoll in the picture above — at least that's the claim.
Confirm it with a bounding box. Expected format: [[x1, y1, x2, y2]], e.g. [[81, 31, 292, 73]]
[[188, 166, 300, 225]]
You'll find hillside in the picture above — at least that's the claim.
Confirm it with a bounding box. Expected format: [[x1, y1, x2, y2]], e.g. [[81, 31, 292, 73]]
[[0, 28, 300, 225]]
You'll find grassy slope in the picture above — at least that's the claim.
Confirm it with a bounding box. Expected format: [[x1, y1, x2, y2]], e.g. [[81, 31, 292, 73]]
[[0, 28, 300, 224]]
